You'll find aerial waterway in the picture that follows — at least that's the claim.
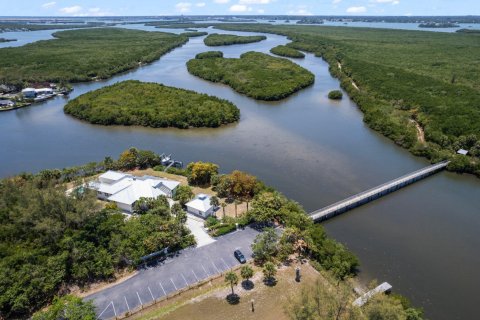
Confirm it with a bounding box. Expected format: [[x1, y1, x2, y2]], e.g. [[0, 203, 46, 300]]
[[0, 24, 479, 319]]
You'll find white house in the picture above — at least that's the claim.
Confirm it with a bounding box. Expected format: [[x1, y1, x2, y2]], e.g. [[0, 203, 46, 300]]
[[89, 171, 180, 213], [185, 194, 215, 218], [21, 88, 36, 99]]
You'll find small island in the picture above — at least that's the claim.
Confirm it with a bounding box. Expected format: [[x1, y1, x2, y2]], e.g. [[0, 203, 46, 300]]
[[64, 80, 240, 128], [0, 38, 16, 43], [204, 33, 266, 46], [195, 51, 223, 59], [270, 45, 305, 58], [419, 22, 460, 28], [328, 90, 343, 100], [456, 28, 480, 34], [186, 51, 315, 101], [180, 31, 208, 37]]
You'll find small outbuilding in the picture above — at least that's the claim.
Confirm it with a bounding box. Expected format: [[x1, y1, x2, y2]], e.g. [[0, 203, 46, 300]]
[[186, 194, 215, 218], [457, 149, 469, 155]]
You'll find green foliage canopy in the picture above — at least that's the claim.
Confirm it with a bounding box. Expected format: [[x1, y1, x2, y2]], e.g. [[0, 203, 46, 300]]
[[204, 33, 266, 46], [187, 51, 315, 101], [64, 80, 240, 129]]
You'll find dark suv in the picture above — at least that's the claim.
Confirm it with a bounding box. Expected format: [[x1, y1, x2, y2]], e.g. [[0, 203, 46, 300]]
[[234, 249, 246, 264]]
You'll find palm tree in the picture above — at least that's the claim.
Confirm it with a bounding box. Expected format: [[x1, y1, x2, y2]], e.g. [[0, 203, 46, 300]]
[[263, 262, 277, 285], [221, 202, 227, 220], [234, 199, 241, 218], [225, 271, 238, 296], [240, 265, 254, 288], [210, 195, 219, 209]]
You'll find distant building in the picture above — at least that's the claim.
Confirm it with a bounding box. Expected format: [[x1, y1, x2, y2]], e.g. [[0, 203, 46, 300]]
[[457, 149, 469, 155], [21, 88, 37, 99], [0, 99, 15, 107], [88, 171, 180, 213], [185, 194, 215, 218], [35, 88, 54, 95]]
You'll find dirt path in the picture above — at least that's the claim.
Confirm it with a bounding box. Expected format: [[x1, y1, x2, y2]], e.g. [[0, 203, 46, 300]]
[[337, 61, 360, 91], [410, 119, 426, 144]]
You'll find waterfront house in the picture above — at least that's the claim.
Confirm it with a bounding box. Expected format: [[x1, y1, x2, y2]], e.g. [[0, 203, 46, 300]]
[[457, 149, 469, 155], [0, 99, 15, 108], [21, 88, 36, 99], [89, 170, 180, 213], [185, 194, 215, 218]]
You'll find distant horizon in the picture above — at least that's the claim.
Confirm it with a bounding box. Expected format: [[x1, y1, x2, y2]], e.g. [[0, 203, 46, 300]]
[[1, 14, 480, 18], [0, 0, 478, 17]]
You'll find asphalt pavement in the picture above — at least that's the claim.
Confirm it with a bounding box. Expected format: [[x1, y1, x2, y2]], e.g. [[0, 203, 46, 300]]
[[86, 226, 260, 319]]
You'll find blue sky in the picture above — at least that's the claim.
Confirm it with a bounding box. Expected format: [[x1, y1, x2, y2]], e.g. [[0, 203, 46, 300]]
[[0, 0, 478, 16]]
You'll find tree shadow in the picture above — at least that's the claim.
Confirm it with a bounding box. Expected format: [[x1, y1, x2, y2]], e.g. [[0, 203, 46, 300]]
[[226, 293, 240, 305], [263, 277, 277, 287], [241, 280, 254, 290]]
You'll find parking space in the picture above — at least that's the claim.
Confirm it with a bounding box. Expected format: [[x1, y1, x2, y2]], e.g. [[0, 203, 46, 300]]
[[87, 226, 260, 319]]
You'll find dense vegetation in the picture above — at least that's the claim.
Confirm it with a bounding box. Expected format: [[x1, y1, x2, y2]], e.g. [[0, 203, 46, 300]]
[[203, 33, 266, 46], [187, 51, 315, 100], [216, 24, 480, 176], [270, 45, 305, 58], [0, 28, 188, 86], [0, 23, 101, 32], [180, 31, 208, 37], [328, 90, 343, 100], [0, 148, 195, 319], [456, 28, 480, 34], [195, 51, 223, 59], [32, 295, 96, 320], [64, 80, 240, 128]]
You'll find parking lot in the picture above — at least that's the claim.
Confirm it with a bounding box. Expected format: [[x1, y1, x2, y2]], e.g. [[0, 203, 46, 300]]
[[86, 226, 260, 319]]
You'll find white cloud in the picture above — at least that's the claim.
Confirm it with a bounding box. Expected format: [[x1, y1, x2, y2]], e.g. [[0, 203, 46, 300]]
[[257, 8, 265, 13], [42, 1, 56, 8], [214, 0, 230, 3], [371, 0, 399, 3], [59, 5, 83, 14], [229, 4, 251, 12], [346, 6, 367, 13], [392, 0, 400, 4], [287, 5, 312, 15], [196, 2, 206, 7], [175, 2, 192, 12], [332, 0, 342, 4], [239, 0, 271, 4]]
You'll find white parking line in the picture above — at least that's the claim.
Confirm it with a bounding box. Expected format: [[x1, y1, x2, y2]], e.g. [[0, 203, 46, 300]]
[[159, 281, 166, 296], [181, 273, 189, 286], [97, 301, 113, 319], [136, 291, 143, 305], [124, 296, 130, 312], [201, 264, 210, 277], [221, 258, 230, 269], [192, 269, 199, 281], [148, 286, 155, 300], [211, 261, 220, 273], [170, 278, 178, 290], [112, 301, 117, 317]]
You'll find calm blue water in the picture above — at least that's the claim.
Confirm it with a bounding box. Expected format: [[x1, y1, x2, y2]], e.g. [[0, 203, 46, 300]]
[[1, 22, 479, 320]]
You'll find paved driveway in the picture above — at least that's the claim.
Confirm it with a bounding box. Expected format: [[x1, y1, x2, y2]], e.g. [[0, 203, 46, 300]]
[[185, 214, 216, 247], [86, 226, 260, 319]]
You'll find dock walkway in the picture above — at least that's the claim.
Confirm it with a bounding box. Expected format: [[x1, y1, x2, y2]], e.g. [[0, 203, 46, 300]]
[[310, 161, 449, 222]]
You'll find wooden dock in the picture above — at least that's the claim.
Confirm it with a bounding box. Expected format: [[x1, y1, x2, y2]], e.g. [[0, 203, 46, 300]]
[[310, 161, 449, 222]]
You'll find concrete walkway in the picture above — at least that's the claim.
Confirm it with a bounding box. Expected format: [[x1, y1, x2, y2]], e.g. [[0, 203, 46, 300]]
[[186, 214, 216, 247]]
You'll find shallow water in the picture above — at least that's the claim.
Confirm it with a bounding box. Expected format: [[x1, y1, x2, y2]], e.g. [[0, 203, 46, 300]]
[[1, 25, 479, 319]]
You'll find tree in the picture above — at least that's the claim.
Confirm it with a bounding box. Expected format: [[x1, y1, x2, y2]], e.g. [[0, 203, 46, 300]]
[[173, 185, 194, 206], [186, 161, 219, 186], [225, 271, 238, 296], [32, 295, 96, 320], [171, 203, 183, 216], [210, 195, 219, 208], [118, 147, 138, 170], [262, 262, 277, 284], [249, 192, 286, 224], [240, 265, 254, 287], [234, 199, 241, 218], [328, 90, 343, 100], [251, 228, 279, 264], [221, 202, 227, 220], [136, 150, 160, 169]]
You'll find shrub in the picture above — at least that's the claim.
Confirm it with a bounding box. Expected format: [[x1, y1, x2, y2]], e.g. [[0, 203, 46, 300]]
[[328, 90, 343, 100]]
